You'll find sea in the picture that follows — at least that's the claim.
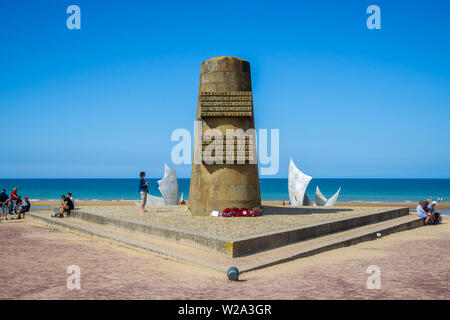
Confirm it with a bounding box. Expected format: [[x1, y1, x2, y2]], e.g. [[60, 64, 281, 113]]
[[0, 178, 448, 204]]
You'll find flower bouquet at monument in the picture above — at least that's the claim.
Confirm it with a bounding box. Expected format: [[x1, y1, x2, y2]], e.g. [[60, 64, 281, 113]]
[[220, 207, 262, 217], [249, 207, 262, 216]]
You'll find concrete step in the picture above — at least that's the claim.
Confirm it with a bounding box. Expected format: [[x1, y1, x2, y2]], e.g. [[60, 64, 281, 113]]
[[59, 207, 409, 257], [27, 211, 231, 272], [232, 206, 410, 256], [235, 214, 424, 272], [27, 211, 423, 273]]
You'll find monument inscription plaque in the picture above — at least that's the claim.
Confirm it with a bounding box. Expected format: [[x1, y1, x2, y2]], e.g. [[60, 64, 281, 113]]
[[199, 91, 253, 117], [189, 57, 261, 216]]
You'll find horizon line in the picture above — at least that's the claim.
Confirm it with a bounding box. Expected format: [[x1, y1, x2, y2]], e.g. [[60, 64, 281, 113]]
[[1, 177, 449, 180]]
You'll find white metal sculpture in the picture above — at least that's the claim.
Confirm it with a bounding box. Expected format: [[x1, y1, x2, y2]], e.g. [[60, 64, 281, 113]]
[[315, 186, 341, 207], [158, 163, 179, 205], [145, 194, 165, 206], [288, 158, 312, 206], [135, 163, 180, 207], [288, 159, 341, 207], [314, 186, 328, 206], [324, 187, 341, 207], [303, 194, 315, 206]]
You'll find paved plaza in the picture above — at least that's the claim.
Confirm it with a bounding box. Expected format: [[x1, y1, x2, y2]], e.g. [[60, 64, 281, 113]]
[[0, 218, 449, 300]]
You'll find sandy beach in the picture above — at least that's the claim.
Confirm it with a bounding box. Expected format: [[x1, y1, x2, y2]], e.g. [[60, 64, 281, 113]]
[[30, 200, 450, 210], [266, 201, 450, 210]]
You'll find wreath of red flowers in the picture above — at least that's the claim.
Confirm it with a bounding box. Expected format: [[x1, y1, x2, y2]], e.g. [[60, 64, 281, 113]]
[[222, 207, 256, 217], [222, 208, 233, 217]]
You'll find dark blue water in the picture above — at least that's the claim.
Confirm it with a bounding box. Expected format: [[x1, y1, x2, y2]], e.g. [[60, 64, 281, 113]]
[[0, 178, 448, 203]]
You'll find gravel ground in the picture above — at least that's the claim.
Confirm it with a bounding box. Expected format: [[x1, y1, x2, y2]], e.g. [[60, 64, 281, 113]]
[[78, 205, 395, 238]]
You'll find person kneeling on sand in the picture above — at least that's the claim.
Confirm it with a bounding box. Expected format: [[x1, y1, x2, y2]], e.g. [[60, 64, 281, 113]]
[[17, 197, 30, 219], [417, 200, 434, 225]]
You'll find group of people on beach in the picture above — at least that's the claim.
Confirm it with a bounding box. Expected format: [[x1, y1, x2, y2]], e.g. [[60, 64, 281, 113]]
[[51, 193, 75, 218], [0, 188, 31, 220], [417, 200, 441, 225], [0, 187, 77, 220]]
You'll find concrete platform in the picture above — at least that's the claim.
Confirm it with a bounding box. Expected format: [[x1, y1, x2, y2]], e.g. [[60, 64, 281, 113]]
[[27, 210, 424, 273], [42, 206, 409, 257]]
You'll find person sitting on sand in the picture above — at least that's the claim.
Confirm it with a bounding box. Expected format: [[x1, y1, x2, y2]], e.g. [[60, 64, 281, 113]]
[[423, 201, 430, 211], [67, 193, 75, 209], [0, 189, 9, 220], [53, 195, 73, 218], [12, 196, 23, 218], [428, 201, 442, 224], [417, 200, 433, 225], [51, 196, 64, 218], [139, 171, 149, 214], [51, 209, 63, 218], [17, 197, 30, 219], [64, 194, 74, 217]]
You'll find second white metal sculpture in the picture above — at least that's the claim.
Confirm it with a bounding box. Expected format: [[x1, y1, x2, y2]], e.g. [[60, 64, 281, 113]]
[[288, 159, 341, 207]]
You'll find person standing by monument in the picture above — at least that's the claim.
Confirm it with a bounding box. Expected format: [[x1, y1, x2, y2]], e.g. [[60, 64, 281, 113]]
[[139, 171, 149, 214]]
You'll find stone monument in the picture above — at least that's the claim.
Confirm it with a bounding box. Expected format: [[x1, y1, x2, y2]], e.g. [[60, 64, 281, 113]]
[[189, 56, 261, 216]]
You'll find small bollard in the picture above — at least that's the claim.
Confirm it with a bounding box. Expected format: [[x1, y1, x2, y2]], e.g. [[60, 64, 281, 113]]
[[227, 266, 239, 281]]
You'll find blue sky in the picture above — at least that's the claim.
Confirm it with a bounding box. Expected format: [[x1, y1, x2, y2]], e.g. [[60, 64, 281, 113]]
[[0, 0, 449, 178]]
